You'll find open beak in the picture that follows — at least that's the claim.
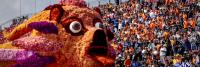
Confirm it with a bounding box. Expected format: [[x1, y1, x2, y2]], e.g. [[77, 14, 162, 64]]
[[87, 29, 115, 66]]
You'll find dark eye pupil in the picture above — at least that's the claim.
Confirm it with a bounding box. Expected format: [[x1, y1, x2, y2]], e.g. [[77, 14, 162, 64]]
[[73, 24, 80, 30]]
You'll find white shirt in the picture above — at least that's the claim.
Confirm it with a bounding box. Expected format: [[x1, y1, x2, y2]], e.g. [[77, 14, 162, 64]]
[[136, 34, 141, 39], [160, 47, 167, 56], [118, 23, 122, 30], [175, 34, 181, 39], [149, 11, 155, 19], [196, 55, 199, 64], [145, 20, 150, 25], [144, 9, 148, 13], [142, 49, 147, 54]]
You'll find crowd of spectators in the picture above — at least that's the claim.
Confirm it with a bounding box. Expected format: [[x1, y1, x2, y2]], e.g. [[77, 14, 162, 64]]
[[99, 0, 200, 67]]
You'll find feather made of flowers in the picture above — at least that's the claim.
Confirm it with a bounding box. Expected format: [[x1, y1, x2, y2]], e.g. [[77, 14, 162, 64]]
[[28, 21, 58, 34], [59, 0, 87, 7], [11, 54, 55, 67]]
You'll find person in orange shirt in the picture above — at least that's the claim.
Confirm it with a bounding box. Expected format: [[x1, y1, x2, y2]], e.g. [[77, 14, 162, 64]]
[[163, 31, 170, 39], [143, 28, 148, 34], [157, 16, 165, 30], [157, 15, 162, 22], [165, 0, 169, 5], [142, 13, 147, 21], [160, 21, 165, 30], [175, 8, 179, 16], [183, 19, 189, 29], [140, 33, 145, 41], [183, 13, 187, 20], [130, 27, 135, 35], [138, 23, 145, 31], [190, 18, 196, 30], [156, 43, 162, 51], [143, 28, 150, 40], [148, 32, 155, 41], [146, 55, 153, 65], [131, 1, 136, 9], [150, 21, 156, 30], [135, 28, 139, 35], [169, 0, 174, 4]]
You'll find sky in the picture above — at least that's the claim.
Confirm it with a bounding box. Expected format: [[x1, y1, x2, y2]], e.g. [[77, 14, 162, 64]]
[[0, 0, 127, 26]]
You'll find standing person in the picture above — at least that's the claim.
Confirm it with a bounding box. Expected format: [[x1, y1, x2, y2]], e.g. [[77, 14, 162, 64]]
[[183, 37, 191, 51], [138, 23, 145, 31], [183, 19, 189, 31], [116, 54, 125, 67], [163, 30, 170, 40], [149, 20, 156, 31], [124, 56, 131, 67], [158, 16, 165, 30], [173, 55, 183, 67], [160, 45, 167, 65], [190, 18, 196, 31], [149, 10, 156, 19], [113, 17, 119, 33], [118, 19, 123, 31], [181, 58, 191, 67], [131, 60, 140, 67]]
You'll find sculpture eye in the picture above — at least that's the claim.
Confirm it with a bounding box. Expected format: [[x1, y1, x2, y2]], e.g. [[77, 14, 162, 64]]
[[69, 21, 82, 33]]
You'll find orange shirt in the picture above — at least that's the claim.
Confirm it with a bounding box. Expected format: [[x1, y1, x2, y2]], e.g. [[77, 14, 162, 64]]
[[175, 8, 179, 15], [165, 0, 168, 4], [146, 57, 153, 64], [190, 19, 196, 28], [163, 31, 170, 39], [183, 14, 187, 20], [156, 44, 162, 50], [140, 33, 145, 41], [138, 24, 145, 30], [171, 39, 176, 46], [132, 2, 136, 8], [143, 28, 148, 34], [148, 32, 155, 41], [169, 0, 173, 3], [130, 28, 135, 35], [159, 21, 164, 30], [150, 22, 156, 30], [184, 20, 189, 29], [142, 13, 147, 20], [144, 34, 149, 40], [157, 16, 162, 22]]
